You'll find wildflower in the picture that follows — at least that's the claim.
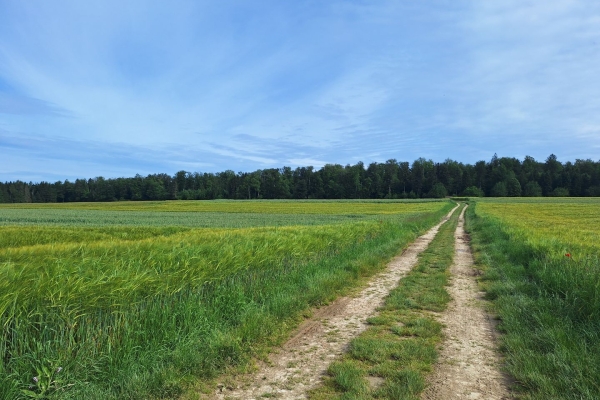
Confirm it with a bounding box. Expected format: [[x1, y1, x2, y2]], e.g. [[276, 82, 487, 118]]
[[32, 376, 39, 383], [565, 253, 571, 258]]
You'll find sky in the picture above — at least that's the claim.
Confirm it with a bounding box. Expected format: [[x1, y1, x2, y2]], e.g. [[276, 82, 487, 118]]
[[1, 0, 599, 182]]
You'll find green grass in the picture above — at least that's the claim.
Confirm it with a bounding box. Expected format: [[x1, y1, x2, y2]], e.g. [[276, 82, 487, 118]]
[[466, 199, 600, 399], [0, 209, 399, 228], [0, 200, 452, 399], [309, 204, 462, 400], [0, 199, 444, 213]]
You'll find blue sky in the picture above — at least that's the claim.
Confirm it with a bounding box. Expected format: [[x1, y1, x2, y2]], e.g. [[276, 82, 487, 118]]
[[1, 1, 599, 182]]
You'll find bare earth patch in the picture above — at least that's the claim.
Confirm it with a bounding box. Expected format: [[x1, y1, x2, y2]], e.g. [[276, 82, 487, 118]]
[[422, 206, 512, 400], [209, 206, 459, 400]]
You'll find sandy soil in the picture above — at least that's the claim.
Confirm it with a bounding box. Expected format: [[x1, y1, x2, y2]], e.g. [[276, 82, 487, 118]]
[[208, 205, 459, 400], [422, 206, 512, 400]]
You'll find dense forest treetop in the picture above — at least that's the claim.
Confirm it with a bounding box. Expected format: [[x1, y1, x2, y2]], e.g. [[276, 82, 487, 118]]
[[2, 154, 599, 203]]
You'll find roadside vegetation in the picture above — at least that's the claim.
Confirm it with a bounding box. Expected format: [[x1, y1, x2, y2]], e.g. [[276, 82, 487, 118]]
[[0, 200, 451, 399], [310, 204, 462, 399], [466, 198, 600, 399]]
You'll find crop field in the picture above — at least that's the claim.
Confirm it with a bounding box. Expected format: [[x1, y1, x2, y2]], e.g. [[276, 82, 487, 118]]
[[0, 199, 441, 213], [467, 198, 600, 398], [0, 200, 451, 399], [475, 197, 600, 255]]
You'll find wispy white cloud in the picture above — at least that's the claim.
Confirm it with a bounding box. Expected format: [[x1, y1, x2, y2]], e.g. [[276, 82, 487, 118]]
[[0, 92, 70, 117], [0, 0, 599, 181], [450, 1, 600, 141]]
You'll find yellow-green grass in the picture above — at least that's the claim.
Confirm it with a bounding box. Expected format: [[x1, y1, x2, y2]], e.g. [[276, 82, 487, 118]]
[[475, 197, 600, 256], [467, 198, 600, 399], [0, 200, 446, 230], [2, 223, 397, 313], [310, 204, 462, 400], [0, 199, 443, 214], [1, 200, 452, 399], [0, 209, 380, 228]]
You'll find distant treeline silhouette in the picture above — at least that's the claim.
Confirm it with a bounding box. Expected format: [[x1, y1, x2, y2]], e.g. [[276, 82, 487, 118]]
[[2, 154, 600, 203]]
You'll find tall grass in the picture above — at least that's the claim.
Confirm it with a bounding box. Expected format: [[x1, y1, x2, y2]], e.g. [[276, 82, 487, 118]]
[[466, 200, 600, 399], [1, 201, 452, 399]]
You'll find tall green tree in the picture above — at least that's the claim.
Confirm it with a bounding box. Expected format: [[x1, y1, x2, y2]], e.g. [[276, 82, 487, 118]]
[[506, 176, 522, 197]]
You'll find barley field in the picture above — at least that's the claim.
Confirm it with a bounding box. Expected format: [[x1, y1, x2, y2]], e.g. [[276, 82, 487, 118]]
[[475, 197, 600, 255], [0, 200, 451, 399], [468, 198, 600, 399]]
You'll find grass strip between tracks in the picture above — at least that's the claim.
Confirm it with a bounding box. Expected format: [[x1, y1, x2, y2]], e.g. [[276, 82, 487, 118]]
[[309, 204, 463, 400]]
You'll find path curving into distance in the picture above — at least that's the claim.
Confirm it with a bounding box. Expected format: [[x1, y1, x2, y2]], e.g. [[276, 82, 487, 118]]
[[209, 205, 460, 400], [422, 205, 512, 400]]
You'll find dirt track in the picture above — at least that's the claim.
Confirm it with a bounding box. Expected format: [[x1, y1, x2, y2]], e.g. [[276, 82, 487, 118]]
[[209, 205, 459, 399], [207, 204, 510, 399], [422, 205, 511, 399]]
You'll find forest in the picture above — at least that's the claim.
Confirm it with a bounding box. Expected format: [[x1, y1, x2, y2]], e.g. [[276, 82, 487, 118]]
[[1, 154, 600, 203]]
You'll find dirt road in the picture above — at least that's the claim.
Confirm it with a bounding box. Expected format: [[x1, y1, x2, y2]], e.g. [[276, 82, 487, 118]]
[[208, 204, 510, 399], [210, 205, 459, 399], [422, 205, 511, 399]]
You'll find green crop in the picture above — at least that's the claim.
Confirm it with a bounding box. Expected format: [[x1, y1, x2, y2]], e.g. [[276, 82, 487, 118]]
[[476, 197, 600, 256], [0, 199, 443, 214], [0, 200, 451, 399], [468, 198, 600, 399]]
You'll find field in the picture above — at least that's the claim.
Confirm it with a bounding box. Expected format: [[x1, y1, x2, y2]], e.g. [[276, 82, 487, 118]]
[[467, 198, 600, 398], [0, 200, 451, 399]]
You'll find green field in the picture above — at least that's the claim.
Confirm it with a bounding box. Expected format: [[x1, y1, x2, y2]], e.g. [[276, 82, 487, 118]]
[[0, 200, 451, 399], [467, 198, 600, 399]]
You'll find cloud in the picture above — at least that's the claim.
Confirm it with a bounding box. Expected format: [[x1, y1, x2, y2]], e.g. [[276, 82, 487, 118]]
[[0, 93, 71, 116], [0, 130, 217, 181], [450, 1, 600, 138], [0, 1, 599, 181]]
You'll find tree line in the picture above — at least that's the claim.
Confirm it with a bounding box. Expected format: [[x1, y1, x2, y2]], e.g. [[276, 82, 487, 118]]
[[1, 154, 600, 203]]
